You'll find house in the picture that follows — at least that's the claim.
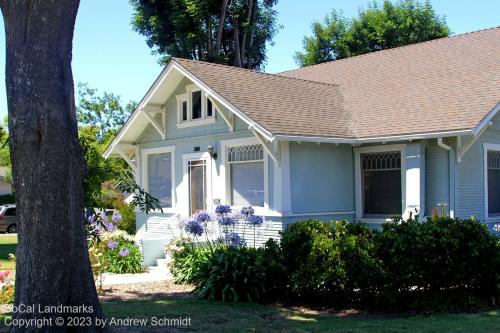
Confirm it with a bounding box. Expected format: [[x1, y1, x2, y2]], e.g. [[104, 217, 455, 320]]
[[105, 27, 500, 266]]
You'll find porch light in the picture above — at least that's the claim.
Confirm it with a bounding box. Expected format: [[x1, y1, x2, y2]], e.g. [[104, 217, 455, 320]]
[[207, 144, 217, 160]]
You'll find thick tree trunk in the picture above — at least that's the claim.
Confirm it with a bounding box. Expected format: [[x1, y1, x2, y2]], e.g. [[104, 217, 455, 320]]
[[233, 14, 242, 67], [1, 1, 104, 332]]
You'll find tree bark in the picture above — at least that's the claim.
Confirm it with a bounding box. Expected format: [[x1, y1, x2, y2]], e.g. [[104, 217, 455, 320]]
[[215, 0, 230, 54], [240, 0, 254, 68], [246, 0, 258, 68], [233, 13, 242, 67], [1, 1, 104, 332]]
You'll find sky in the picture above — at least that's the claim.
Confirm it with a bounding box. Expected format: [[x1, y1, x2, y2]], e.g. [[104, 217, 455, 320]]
[[0, 0, 499, 120]]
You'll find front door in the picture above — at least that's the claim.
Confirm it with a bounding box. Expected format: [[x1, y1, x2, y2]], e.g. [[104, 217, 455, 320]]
[[188, 159, 207, 215]]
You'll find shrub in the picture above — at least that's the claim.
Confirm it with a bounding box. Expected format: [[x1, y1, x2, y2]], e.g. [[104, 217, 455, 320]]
[[0, 270, 14, 304], [374, 216, 500, 309], [195, 246, 266, 302], [118, 204, 136, 235], [168, 238, 213, 285], [281, 220, 380, 306]]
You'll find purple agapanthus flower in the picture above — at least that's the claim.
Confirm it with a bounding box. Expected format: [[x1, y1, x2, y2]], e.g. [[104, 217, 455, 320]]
[[215, 204, 232, 215], [119, 248, 130, 257], [218, 216, 236, 226], [224, 232, 246, 247], [87, 215, 95, 225], [196, 211, 211, 223], [112, 213, 122, 223], [185, 218, 204, 236], [248, 214, 263, 226], [106, 223, 117, 233], [107, 240, 118, 249], [100, 211, 108, 222], [240, 206, 255, 217]]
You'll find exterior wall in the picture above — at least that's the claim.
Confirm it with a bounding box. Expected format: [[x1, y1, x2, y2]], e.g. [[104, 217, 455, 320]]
[[425, 139, 451, 216], [288, 142, 355, 216], [455, 116, 500, 231]]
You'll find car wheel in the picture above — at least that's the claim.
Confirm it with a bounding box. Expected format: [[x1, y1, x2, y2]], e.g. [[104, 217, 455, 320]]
[[7, 224, 16, 234]]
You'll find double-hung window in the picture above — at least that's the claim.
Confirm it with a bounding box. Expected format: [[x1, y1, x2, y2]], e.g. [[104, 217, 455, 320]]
[[177, 84, 216, 127], [361, 152, 402, 216], [486, 148, 500, 217], [227, 144, 265, 207], [142, 147, 175, 209]]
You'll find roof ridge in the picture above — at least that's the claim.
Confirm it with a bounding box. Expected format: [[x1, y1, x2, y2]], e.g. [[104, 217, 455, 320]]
[[172, 57, 340, 88], [279, 25, 500, 75]]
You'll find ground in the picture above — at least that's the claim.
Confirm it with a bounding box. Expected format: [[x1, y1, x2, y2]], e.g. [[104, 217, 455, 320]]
[[1, 236, 500, 332]]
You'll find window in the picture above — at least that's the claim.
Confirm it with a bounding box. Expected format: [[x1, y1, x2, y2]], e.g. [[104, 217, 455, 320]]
[[177, 85, 216, 127], [227, 144, 264, 207], [487, 150, 500, 216], [361, 152, 402, 216], [191, 90, 202, 120], [147, 152, 172, 208], [4, 208, 15, 216]]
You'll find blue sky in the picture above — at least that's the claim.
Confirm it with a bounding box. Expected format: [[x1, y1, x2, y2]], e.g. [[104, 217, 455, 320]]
[[0, 0, 499, 119]]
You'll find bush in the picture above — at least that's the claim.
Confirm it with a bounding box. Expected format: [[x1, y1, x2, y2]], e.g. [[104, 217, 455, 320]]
[[281, 220, 380, 306], [168, 238, 213, 285], [374, 216, 500, 309], [0, 270, 14, 304], [118, 204, 136, 235]]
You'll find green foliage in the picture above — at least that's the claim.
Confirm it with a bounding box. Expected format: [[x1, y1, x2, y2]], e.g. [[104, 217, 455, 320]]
[[374, 216, 500, 309], [117, 204, 137, 235], [195, 246, 266, 302], [168, 239, 214, 285], [130, 0, 280, 69], [281, 220, 380, 306], [295, 0, 450, 66], [77, 83, 136, 143], [104, 242, 143, 274]]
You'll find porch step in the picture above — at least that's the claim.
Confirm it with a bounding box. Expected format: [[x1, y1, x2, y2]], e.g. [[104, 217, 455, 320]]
[[146, 257, 172, 279]]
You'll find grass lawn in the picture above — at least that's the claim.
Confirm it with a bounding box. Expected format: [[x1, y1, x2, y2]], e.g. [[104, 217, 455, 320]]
[[102, 298, 500, 333], [0, 234, 16, 270]]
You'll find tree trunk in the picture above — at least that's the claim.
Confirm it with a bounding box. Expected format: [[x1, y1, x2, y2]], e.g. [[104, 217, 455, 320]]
[[240, 0, 254, 68], [215, 0, 230, 54], [233, 14, 242, 67], [0, 1, 104, 332], [246, 0, 258, 68]]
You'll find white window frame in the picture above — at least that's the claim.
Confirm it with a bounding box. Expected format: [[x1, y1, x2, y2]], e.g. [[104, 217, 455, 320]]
[[220, 137, 269, 215], [176, 84, 216, 128], [141, 146, 176, 213], [483, 143, 500, 220], [354, 144, 406, 220]]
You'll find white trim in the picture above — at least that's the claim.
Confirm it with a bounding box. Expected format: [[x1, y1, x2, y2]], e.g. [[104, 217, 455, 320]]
[[280, 141, 291, 214], [181, 152, 213, 217], [458, 122, 493, 162], [172, 61, 273, 141], [175, 84, 216, 128], [141, 146, 176, 213], [354, 144, 406, 219], [176, 117, 216, 128], [141, 108, 165, 140], [474, 102, 500, 136], [285, 211, 355, 217], [483, 143, 500, 220], [220, 136, 270, 215], [251, 127, 280, 165]]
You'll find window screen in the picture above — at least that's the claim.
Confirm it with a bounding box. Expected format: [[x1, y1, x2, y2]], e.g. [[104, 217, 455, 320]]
[[147, 153, 172, 208], [361, 152, 401, 216], [227, 144, 264, 206], [488, 151, 500, 215]]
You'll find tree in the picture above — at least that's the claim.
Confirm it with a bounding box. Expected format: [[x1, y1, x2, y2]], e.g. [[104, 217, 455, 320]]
[[130, 0, 280, 69], [295, 0, 450, 67], [77, 82, 136, 143], [0, 1, 105, 331]]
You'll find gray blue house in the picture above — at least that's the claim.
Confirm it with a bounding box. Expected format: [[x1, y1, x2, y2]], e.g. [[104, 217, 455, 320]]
[[105, 27, 500, 266]]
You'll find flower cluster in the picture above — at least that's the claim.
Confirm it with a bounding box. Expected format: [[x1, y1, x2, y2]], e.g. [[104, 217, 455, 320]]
[[182, 204, 264, 248], [185, 217, 204, 236]]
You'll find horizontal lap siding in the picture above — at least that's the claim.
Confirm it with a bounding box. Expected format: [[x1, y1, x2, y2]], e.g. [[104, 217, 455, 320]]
[[456, 122, 500, 223]]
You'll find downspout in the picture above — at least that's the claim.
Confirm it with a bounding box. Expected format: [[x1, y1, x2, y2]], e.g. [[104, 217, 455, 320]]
[[437, 138, 455, 217]]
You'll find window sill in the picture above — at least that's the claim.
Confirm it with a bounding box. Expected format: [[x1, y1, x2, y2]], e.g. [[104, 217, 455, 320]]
[[357, 217, 393, 224], [177, 117, 215, 128]]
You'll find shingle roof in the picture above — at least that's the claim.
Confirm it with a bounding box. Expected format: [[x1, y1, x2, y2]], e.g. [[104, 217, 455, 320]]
[[174, 27, 500, 140], [280, 27, 500, 139], [173, 58, 353, 138]]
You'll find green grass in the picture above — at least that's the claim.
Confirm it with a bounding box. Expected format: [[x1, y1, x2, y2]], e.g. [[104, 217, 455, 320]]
[[0, 234, 16, 270], [102, 297, 500, 333]]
